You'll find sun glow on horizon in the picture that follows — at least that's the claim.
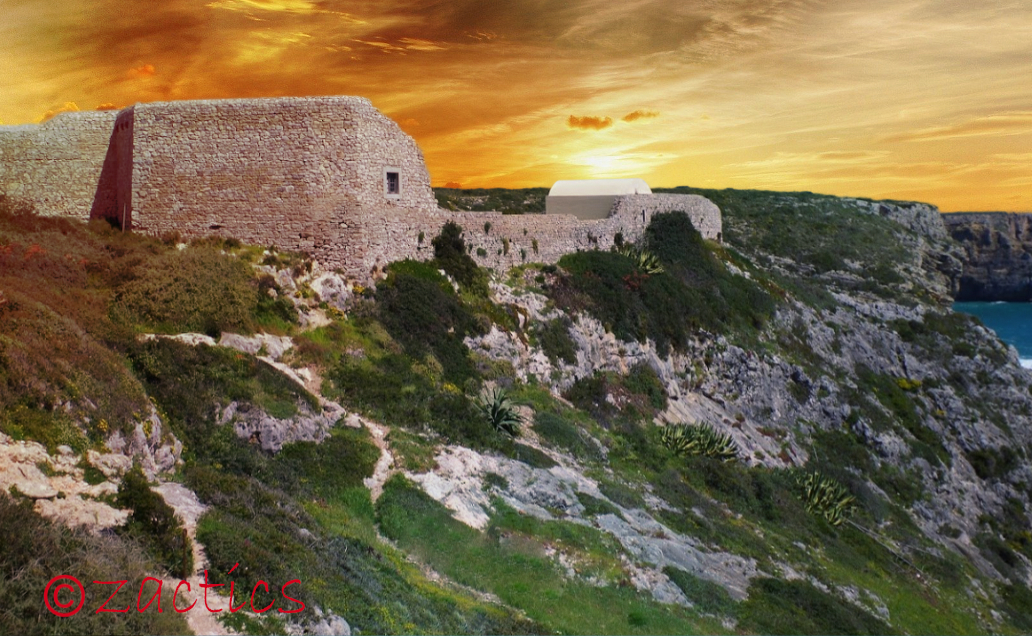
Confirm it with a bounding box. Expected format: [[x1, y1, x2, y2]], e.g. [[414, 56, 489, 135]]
[[2, 0, 1030, 211]]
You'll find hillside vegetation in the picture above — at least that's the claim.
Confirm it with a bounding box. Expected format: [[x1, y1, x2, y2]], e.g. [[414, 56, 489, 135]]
[[1, 187, 1031, 635]]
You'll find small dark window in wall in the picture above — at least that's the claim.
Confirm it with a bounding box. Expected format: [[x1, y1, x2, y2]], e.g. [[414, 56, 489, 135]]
[[386, 171, 400, 195]]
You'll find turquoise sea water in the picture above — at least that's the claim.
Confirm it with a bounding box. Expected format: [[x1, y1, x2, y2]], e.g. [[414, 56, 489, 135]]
[[953, 301, 1032, 369]]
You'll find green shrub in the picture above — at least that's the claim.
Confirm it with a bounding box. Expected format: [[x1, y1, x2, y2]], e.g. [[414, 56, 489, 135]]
[[738, 577, 896, 635], [663, 566, 737, 616], [114, 247, 260, 336], [999, 583, 1032, 632], [0, 493, 190, 634], [128, 338, 317, 455], [332, 352, 501, 450], [533, 412, 603, 462], [661, 423, 739, 462], [564, 368, 667, 425], [535, 316, 578, 365], [550, 212, 774, 351], [376, 261, 484, 383], [623, 364, 667, 411], [965, 446, 1020, 481], [116, 466, 194, 578], [576, 491, 621, 517], [431, 221, 489, 296], [509, 442, 558, 469]]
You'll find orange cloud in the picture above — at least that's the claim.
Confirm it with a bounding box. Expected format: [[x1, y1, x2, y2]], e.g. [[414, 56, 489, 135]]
[[127, 64, 156, 78], [399, 38, 446, 52], [38, 102, 80, 123], [96, 103, 119, 111], [444, 181, 462, 188], [622, 109, 659, 123], [568, 115, 612, 131], [887, 111, 1032, 142]]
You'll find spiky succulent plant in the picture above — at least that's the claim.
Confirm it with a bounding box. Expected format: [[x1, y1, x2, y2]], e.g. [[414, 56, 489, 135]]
[[661, 423, 739, 462], [798, 470, 856, 526], [477, 387, 523, 436], [617, 243, 665, 275]]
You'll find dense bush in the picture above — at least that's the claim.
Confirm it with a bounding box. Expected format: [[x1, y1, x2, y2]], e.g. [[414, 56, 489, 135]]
[[965, 446, 1020, 481], [535, 316, 578, 365], [129, 338, 317, 454], [431, 221, 489, 296], [375, 260, 484, 383], [332, 351, 501, 450], [549, 212, 774, 351], [662, 566, 737, 617], [0, 493, 189, 634], [563, 366, 667, 425], [116, 466, 194, 578], [534, 411, 604, 462], [113, 247, 260, 336], [738, 577, 896, 635]]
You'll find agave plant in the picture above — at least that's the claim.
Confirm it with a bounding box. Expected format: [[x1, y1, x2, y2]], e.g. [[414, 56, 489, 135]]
[[634, 249, 665, 275], [616, 243, 665, 275], [661, 423, 739, 462], [798, 471, 855, 526], [477, 387, 523, 436]]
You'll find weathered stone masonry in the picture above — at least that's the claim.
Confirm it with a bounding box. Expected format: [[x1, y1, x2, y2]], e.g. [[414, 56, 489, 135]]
[[0, 97, 721, 281]]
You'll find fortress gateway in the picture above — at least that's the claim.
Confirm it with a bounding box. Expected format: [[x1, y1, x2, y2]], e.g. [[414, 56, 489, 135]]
[[0, 97, 720, 279]]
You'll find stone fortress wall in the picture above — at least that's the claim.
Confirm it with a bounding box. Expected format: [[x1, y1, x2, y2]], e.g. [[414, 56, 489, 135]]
[[0, 110, 120, 219], [359, 195, 720, 279], [0, 97, 721, 282]]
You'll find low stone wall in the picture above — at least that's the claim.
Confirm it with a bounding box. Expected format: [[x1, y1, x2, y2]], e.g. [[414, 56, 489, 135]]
[[611, 194, 723, 241], [317, 193, 722, 281]]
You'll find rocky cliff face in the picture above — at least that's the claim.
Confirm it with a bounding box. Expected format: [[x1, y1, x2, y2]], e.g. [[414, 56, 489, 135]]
[[943, 212, 1032, 301], [5, 190, 1032, 635]]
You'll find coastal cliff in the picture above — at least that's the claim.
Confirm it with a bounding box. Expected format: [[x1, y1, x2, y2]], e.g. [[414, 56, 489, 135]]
[[2, 188, 1031, 635], [942, 212, 1032, 301]]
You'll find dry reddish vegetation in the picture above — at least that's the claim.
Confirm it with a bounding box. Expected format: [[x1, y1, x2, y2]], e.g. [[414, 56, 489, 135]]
[[0, 195, 153, 446], [0, 194, 287, 447]]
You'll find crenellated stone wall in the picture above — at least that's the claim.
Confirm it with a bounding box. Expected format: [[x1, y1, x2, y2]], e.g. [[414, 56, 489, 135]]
[[0, 96, 722, 283]]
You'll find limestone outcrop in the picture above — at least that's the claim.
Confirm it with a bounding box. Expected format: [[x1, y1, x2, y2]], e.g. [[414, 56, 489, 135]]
[[943, 212, 1032, 301]]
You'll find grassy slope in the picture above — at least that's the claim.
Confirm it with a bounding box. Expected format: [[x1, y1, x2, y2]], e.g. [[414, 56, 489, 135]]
[[3, 187, 1031, 634]]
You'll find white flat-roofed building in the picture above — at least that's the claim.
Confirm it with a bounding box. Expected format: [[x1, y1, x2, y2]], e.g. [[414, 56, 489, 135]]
[[546, 178, 652, 219]]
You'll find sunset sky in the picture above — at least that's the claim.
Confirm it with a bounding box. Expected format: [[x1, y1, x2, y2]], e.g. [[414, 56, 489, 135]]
[[2, 0, 1030, 211]]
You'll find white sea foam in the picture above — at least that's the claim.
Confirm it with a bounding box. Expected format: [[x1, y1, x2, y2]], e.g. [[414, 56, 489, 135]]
[[1021, 358, 1032, 370]]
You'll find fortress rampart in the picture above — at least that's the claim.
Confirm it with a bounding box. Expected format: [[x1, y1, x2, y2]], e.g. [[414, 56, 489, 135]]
[[0, 97, 721, 281], [0, 111, 120, 219]]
